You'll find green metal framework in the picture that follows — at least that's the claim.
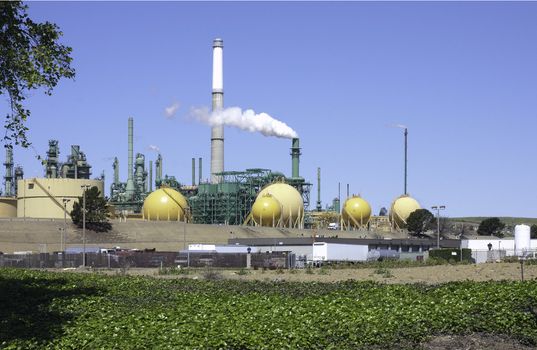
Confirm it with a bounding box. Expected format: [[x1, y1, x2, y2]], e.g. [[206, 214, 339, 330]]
[[189, 169, 311, 225]]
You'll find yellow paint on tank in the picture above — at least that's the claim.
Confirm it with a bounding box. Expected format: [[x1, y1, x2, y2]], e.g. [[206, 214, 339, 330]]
[[252, 194, 282, 227], [143, 187, 188, 221], [0, 197, 17, 218], [258, 183, 304, 227], [390, 195, 421, 228], [341, 196, 371, 227], [17, 178, 104, 219]]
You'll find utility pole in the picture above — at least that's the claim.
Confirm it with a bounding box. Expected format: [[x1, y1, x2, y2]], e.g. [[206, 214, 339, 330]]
[[431, 205, 446, 249], [62, 198, 71, 252], [81, 185, 91, 267]]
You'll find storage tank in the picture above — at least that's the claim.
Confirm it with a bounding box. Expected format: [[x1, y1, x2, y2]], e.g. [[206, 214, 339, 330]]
[[256, 183, 304, 228], [389, 194, 421, 229], [251, 194, 282, 227], [0, 197, 17, 218], [341, 195, 371, 228], [17, 178, 104, 219], [143, 187, 188, 221], [514, 224, 531, 256]]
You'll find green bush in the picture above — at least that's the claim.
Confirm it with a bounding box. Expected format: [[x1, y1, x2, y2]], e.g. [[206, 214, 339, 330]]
[[157, 266, 190, 275], [429, 248, 472, 262]]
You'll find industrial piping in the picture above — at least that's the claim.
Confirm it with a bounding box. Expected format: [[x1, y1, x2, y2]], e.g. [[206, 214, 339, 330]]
[[211, 38, 224, 183]]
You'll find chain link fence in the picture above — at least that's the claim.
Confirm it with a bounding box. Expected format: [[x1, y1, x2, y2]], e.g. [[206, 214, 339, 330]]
[[471, 249, 537, 264], [0, 251, 295, 269]]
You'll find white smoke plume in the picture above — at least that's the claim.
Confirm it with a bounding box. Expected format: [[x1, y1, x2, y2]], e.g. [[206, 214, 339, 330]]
[[148, 145, 160, 153], [190, 106, 298, 139], [164, 102, 180, 119], [387, 123, 407, 129]]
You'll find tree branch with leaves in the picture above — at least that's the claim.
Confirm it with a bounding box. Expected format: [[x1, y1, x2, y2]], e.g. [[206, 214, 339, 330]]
[[1, 1, 75, 148]]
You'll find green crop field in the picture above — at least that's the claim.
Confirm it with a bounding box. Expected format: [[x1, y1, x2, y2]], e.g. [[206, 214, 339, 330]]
[[1, 269, 537, 349]]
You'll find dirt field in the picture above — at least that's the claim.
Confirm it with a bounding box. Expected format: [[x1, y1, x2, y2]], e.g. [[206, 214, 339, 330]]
[[81, 262, 537, 284]]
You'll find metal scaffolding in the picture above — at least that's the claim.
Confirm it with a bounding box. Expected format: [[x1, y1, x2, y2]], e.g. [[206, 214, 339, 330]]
[[189, 169, 311, 225]]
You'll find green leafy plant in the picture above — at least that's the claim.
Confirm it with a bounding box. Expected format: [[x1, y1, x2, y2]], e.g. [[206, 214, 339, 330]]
[[0, 1, 75, 147], [2, 269, 537, 349], [158, 267, 190, 275], [236, 268, 249, 276]]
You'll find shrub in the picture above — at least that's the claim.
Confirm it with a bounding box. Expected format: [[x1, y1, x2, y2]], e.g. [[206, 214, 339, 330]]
[[477, 217, 506, 237], [429, 248, 472, 262]]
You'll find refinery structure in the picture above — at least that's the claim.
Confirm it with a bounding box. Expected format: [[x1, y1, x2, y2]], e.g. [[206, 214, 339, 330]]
[[0, 38, 425, 237]]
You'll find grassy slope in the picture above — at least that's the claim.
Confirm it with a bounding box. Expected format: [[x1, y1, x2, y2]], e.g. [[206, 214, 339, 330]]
[[453, 217, 537, 225]]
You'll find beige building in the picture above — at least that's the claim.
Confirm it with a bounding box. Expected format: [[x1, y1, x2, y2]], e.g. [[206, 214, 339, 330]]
[[17, 178, 104, 219], [0, 197, 17, 218]]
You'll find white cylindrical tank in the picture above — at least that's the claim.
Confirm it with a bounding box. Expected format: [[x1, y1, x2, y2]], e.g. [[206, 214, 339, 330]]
[[514, 224, 531, 256]]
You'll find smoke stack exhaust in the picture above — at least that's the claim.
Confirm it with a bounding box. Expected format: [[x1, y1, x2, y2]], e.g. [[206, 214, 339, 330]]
[[125, 117, 135, 198], [198, 157, 202, 184], [211, 38, 224, 183], [291, 138, 300, 178], [316, 167, 322, 211], [192, 157, 196, 186]]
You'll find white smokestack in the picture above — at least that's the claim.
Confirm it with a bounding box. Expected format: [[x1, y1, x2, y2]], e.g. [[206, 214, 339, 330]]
[[211, 38, 224, 183], [191, 106, 298, 139], [212, 40, 223, 92]]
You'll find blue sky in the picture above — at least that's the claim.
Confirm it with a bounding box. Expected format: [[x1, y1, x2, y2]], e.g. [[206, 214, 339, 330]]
[[5, 1, 537, 217]]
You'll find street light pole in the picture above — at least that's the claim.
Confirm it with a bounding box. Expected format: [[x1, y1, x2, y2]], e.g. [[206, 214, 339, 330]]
[[431, 205, 446, 249]]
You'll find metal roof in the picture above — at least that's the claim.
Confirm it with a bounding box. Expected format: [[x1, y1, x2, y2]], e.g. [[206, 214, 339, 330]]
[[228, 237, 461, 248]]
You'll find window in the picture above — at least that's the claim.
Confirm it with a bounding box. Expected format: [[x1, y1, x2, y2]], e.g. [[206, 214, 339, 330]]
[[28, 183, 34, 189]]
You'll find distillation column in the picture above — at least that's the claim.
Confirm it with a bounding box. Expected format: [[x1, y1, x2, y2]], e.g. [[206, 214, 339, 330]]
[[4, 148, 14, 196], [125, 117, 135, 199]]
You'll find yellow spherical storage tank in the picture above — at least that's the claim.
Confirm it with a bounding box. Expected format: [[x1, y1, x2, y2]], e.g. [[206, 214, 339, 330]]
[[251, 194, 282, 227], [143, 188, 189, 221], [390, 195, 421, 229], [341, 196, 371, 229], [255, 183, 304, 228]]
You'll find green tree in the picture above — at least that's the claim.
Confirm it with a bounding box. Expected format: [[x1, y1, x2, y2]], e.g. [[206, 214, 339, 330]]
[[71, 187, 112, 232], [406, 209, 434, 236], [531, 224, 537, 239], [477, 217, 505, 237], [1, 1, 75, 147]]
